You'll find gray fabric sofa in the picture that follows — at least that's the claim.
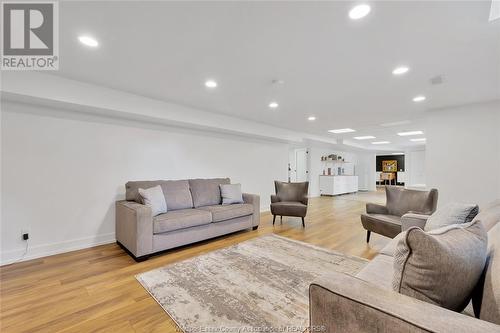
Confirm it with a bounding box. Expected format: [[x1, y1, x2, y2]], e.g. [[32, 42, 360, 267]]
[[361, 186, 438, 242], [310, 200, 500, 332], [116, 178, 260, 261]]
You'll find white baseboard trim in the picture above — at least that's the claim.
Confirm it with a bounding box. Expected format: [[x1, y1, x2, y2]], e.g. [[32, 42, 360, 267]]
[[0, 233, 116, 266]]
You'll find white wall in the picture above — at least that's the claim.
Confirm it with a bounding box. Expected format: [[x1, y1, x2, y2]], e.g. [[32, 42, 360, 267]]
[[1, 104, 288, 264], [405, 150, 426, 186], [425, 101, 500, 207], [356, 153, 377, 191]]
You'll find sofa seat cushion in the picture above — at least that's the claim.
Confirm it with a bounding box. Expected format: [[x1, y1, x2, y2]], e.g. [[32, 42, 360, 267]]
[[199, 204, 253, 222], [270, 201, 307, 217], [189, 178, 230, 208], [153, 209, 212, 234], [356, 253, 394, 291], [361, 214, 402, 239]]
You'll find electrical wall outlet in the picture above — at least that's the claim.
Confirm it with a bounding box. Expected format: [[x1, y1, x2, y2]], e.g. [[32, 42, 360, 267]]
[[21, 229, 29, 241]]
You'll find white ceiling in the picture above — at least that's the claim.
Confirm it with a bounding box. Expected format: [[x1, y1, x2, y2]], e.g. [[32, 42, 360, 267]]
[[51, 1, 500, 149]]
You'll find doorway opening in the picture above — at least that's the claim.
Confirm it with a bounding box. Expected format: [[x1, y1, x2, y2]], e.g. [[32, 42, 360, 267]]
[[289, 148, 309, 182]]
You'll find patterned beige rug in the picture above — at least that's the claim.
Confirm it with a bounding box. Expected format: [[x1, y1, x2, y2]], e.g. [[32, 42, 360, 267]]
[[136, 234, 367, 333]]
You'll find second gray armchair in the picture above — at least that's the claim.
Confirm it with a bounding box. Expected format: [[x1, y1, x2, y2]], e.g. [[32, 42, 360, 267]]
[[270, 181, 309, 227], [361, 186, 438, 242]]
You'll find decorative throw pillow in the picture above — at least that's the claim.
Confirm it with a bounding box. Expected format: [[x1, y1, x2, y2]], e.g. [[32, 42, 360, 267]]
[[424, 203, 479, 231], [138, 185, 167, 216], [220, 184, 244, 205], [393, 220, 488, 311]]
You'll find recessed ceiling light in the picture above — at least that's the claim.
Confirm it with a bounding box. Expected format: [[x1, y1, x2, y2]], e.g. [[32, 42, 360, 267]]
[[205, 80, 217, 88], [269, 102, 279, 109], [328, 128, 356, 134], [78, 35, 98, 47], [354, 136, 376, 140], [308, 116, 316, 121], [413, 95, 426, 102], [411, 138, 426, 142], [349, 4, 371, 20], [391, 152, 405, 155], [372, 141, 390, 145], [398, 130, 424, 136], [392, 66, 410, 75]]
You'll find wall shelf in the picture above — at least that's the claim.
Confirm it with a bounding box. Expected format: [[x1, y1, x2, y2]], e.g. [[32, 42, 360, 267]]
[[321, 160, 352, 164]]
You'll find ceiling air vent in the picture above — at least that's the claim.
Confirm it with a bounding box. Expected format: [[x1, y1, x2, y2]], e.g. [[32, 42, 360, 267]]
[[430, 75, 444, 85]]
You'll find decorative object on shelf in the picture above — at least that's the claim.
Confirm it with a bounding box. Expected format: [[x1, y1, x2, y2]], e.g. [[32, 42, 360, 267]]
[[328, 167, 332, 175], [382, 160, 398, 172], [338, 167, 342, 175]]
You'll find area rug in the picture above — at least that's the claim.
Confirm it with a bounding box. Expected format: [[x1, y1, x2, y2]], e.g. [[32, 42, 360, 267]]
[[136, 234, 368, 333]]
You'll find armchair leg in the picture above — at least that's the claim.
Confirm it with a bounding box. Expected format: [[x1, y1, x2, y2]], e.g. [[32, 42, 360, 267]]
[[280, 216, 283, 224], [366, 230, 371, 243], [272, 215, 276, 225], [301, 217, 305, 228]]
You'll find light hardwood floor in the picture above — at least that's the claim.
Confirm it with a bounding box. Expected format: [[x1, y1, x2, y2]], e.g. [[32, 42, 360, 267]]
[[0, 192, 389, 333]]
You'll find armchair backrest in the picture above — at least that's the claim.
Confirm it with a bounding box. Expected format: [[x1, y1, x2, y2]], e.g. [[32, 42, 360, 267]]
[[386, 186, 438, 217], [275, 181, 309, 203]]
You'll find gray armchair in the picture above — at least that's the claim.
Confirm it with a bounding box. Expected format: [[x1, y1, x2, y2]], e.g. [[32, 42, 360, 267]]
[[361, 186, 438, 242], [270, 181, 309, 227]]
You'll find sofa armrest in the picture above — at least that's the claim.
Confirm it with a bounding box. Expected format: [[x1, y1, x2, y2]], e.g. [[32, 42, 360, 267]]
[[115, 200, 153, 258], [401, 213, 430, 231], [270, 194, 280, 203], [366, 203, 388, 215], [243, 193, 260, 227], [310, 271, 500, 333]]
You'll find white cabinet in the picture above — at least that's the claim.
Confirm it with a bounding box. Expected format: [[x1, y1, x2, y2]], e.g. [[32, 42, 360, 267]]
[[319, 175, 358, 196]]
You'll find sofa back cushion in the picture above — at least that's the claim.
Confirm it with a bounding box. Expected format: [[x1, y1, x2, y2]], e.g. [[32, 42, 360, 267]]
[[125, 180, 193, 210], [477, 222, 500, 324], [471, 201, 500, 324], [424, 203, 479, 231], [393, 220, 488, 312], [189, 178, 230, 208], [386, 186, 438, 217], [473, 200, 500, 232]]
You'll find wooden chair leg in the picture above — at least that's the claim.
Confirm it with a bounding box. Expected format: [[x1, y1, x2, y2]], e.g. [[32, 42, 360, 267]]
[[301, 217, 305, 228], [366, 230, 371, 243], [272, 215, 276, 225]]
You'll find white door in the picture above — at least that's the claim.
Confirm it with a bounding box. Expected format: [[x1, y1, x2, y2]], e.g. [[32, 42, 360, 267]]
[[295, 149, 308, 182]]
